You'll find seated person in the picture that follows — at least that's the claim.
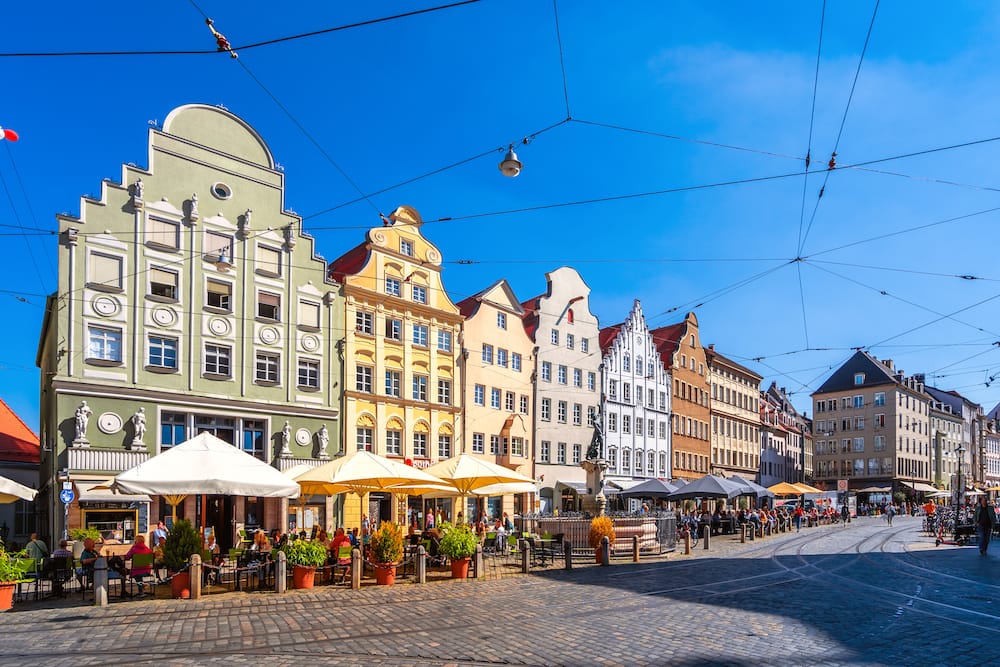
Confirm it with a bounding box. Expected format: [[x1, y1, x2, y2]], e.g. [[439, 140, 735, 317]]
[[124, 535, 155, 595], [25, 532, 48, 561], [349, 528, 361, 547], [77, 538, 100, 585], [43, 540, 74, 596]]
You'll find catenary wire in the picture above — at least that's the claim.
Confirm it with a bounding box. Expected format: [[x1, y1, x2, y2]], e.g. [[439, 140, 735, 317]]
[[796, 0, 826, 254], [0, 1, 484, 57], [552, 0, 572, 120], [797, 0, 880, 257]]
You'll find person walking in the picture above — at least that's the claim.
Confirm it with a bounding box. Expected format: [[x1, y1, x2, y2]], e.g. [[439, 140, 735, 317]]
[[841, 503, 850, 526], [794, 505, 804, 532], [886, 504, 896, 527], [974, 496, 997, 556]]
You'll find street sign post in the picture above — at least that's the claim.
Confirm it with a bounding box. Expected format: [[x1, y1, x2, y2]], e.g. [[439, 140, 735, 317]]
[[59, 488, 75, 504]]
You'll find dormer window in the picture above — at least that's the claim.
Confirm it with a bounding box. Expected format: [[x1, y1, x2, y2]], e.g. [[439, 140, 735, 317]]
[[854, 373, 865, 385]]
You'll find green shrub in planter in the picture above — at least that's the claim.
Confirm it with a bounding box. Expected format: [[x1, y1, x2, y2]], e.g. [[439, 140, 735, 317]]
[[438, 522, 477, 560], [0, 541, 30, 583], [162, 519, 201, 572], [69, 527, 101, 542], [282, 539, 328, 568], [369, 521, 403, 564]]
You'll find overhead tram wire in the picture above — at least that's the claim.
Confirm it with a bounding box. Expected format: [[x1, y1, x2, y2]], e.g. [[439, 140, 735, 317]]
[[864, 289, 1000, 351], [0, 1, 484, 58], [796, 0, 826, 255], [3, 143, 57, 280], [797, 0, 881, 257], [552, 0, 572, 120], [803, 260, 1000, 340], [300, 118, 571, 223], [805, 205, 1000, 260], [807, 259, 1000, 283], [0, 154, 49, 291]]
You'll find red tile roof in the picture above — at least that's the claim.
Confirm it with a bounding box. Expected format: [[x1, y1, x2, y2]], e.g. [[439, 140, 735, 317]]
[[327, 242, 370, 283], [0, 398, 39, 464], [650, 323, 684, 368], [520, 294, 543, 342], [598, 324, 622, 354]]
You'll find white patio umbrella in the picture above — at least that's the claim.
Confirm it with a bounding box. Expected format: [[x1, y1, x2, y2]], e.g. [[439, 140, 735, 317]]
[[0, 474, 36, 503], [111, 432, 300, 521]]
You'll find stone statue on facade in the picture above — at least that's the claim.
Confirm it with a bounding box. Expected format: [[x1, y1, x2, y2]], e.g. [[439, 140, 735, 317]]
[[317, 424, 330, 459], [132, 178, 143, 200], [74, 401, 92, 445], [280, 420, 292, 457], [131, 407, 147, 450], [189, 193, 199, 220]]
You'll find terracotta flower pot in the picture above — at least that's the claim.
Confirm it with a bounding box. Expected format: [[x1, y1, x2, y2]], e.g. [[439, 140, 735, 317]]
[[292, 565, 316, 589], [450, 557, 470, 579], [170, 571, 191, 599], [595, 548, 602, 564], [0, 582, 15, 611], [374, 564, 396, 585]]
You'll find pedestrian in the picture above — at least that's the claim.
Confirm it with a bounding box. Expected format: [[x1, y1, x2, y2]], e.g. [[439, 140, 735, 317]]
[[974, 496, 997, 556], [886, 504, 896, 527], [840, 503, 850, 526], [794, 505, 804, 532]]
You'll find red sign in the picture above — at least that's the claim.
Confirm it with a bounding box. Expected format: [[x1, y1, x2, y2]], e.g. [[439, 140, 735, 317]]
[[837, 479, 848, 493]]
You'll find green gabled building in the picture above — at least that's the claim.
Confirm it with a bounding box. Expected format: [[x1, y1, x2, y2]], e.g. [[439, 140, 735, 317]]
[[37, 105, 342, 549]]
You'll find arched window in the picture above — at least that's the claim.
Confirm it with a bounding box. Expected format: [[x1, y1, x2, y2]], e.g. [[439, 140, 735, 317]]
[[623, 354, 631, 372]]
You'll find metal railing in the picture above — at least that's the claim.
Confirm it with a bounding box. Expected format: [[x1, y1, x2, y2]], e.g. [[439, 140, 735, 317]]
[[516, 512, 676, 555]]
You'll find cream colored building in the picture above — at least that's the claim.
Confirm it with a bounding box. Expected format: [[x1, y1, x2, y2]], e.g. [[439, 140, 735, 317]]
[[706, 346, 761, 480], [457, 280, 535, 519]]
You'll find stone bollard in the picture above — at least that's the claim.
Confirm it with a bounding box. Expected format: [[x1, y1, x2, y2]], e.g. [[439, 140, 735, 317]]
[[274, 551, 287, 594], [521, 540, 530, 573], [564, 541, 573, 570], [703, 525, 710, 550], [741, 524, 747, 543], [475, 545, 485, 579], [416, 545, 426, 584], [684, 531, 691, 555], [93, 557, 109, 607], [600, 535, 610, 566], [190, 553, 202, 600], [632, 535, 640, 562], [351, 548, 361, 590]]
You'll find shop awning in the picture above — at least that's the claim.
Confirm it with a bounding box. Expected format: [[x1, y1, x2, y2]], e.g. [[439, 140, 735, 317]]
[[77, 482, 151, 504], [555, 480, 588, 495], [901, 481, 938, 493]]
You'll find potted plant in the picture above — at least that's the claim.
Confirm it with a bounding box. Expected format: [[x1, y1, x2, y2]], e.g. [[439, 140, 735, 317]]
[[282, 539, 328, 589], [588, 516, 616, 563], [162, 519, 200, 598], [438, 522, 477, 578], [368, 521, 404, 585], [0, 541, 30, 612], [69, 526, 101, 558]]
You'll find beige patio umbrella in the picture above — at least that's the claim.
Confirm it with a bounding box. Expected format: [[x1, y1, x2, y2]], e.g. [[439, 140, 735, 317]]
[[793, 482, 823, 494], [0, 474, 36, 504], [423, 454, 535, 520], [767, 482, 805, 497], [294, 450, 446, 528]]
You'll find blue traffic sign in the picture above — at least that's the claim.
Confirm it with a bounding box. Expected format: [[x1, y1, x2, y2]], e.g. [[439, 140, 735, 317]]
[[59, 488, 75, 504]]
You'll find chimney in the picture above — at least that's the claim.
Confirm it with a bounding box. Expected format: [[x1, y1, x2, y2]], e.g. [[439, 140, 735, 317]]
[[883, 359, 894, 371]]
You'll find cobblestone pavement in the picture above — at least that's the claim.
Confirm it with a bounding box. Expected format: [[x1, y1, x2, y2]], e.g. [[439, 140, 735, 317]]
[[3, 515, 997, 666]]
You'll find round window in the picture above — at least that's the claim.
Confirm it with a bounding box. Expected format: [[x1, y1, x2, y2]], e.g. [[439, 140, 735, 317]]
[[211, 182, 232, 200]]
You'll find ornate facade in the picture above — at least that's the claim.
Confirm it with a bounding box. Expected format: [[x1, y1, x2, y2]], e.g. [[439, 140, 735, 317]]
[[37, 105, 341, 548], [706, 346, 761, 480], [598, 300, 672, 488], [328, 205, 462, 525]]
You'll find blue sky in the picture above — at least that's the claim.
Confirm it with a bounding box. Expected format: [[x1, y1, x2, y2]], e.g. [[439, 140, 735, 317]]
[[4, 1, 1000, 429]]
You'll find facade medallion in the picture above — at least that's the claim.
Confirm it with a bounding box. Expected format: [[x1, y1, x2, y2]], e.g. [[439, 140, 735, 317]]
[[97, 412, 123, 435], [259, 326, 279, 345], [208, 317, 231, 336], [301, 334, 320, 352], [295, 428, 311, 446], [152, 307, 176, 327], [92, 296, 120, 317]]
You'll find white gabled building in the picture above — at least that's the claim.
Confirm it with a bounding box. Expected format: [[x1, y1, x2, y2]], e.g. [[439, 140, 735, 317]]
[[598, 300, 672, 489]]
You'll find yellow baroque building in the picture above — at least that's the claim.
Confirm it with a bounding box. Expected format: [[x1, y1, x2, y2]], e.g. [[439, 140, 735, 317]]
[[328, 206, 462, 528]]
